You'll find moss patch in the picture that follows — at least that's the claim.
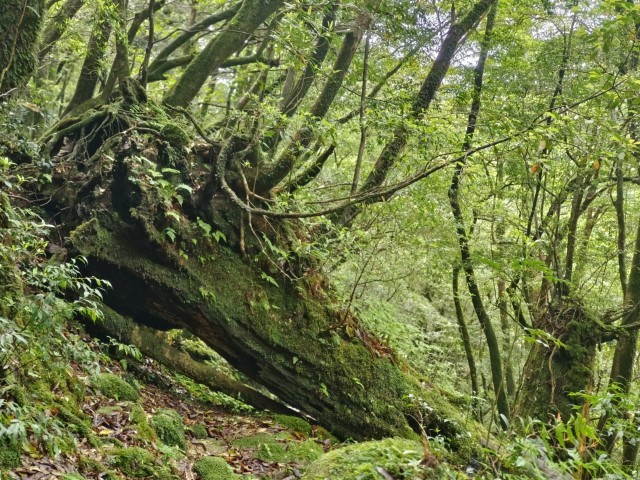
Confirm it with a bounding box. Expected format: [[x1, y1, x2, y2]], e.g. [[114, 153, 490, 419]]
[[109, 447, 157, 478], [255, 439, 323, 463], [193, 456, 240, 480], [231, 433, 289, 448], [302, 438, 446, 480], [130, 404, 156, 442], [273, 414, 312, 436], [91, 373, 139, 401], [0, 437, 20, 469], [151, 409, 186, 449], [190, 423, 209, 439]]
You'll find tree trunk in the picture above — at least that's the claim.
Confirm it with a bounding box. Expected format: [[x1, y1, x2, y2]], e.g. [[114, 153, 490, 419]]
[[70, 208, 418, 439], [513, 303, 599, 421], [38, 0, 84, 62], [85, 304, 296, 415], [0, 0, 45, 96], [63, 5, 112, 115], [163, 0, 282, 108]]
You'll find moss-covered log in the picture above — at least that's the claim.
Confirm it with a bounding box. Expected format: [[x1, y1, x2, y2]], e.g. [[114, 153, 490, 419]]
[[42, 100, 485, 445], [86, 304, 296, 415], [69, 212, 417, 439]]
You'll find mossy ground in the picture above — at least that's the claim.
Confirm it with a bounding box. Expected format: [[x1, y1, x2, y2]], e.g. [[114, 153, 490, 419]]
[[193, 456, 241, 480], [302, 438, 466, 480], [91, 373, 140, 401], [151, 409, 186, 449]]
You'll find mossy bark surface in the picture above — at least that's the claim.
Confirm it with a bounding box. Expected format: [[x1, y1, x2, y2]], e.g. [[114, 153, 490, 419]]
[[87, 304, 294, 414], [69, 212, 415, 440], [44, 100, 486, 445], [0, 0, 45, 96], [514, 305, 598, 421]]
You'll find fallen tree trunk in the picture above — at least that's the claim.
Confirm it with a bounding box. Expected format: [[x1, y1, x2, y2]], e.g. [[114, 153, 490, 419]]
[[68, 208, 416, 439], [39, 96, 484, 445], [85, 304, 296, 415]]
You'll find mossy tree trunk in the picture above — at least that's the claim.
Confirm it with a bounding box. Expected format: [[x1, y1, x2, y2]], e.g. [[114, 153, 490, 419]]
[[69, 208, 415, 440], [0, 0, 45, 96], [86, 304, 296, 415], [63, 3, 112, 115], [163, 0, 282, 108], [514, 305, 603, 420]]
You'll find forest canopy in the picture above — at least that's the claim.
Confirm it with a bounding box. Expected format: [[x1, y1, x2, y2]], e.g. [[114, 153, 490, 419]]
[[4, 0, 640, 477]]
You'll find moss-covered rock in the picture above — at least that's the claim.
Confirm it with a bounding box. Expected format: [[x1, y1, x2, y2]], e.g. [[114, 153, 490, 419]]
[[302, 438, 463, 480], [109, 447, 157, 478], [193, 456, 240, 480], [273, 414, 312, 436], [190, 423, 209, 439], [151, 409, 186, 449], [91, 373, 139, 401], [0, 437, 21, 469], [255, 439, 323, 463]]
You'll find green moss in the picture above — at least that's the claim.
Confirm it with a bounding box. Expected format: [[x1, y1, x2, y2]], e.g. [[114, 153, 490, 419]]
[[255, 439, 323, 463], [273, 414, 312, 436], [302, 438, 462, 480], [91, 373, 139, 401], [160, 123, 190, 147], [190, 423, 209, 439], [0, 438, 20, 469], [109, 447, 157, 478], [130, 404, 156, 442], [61, 474, 85, 480], [56, 402, 97, 445], [193, 456, 240, 480], [151, 409, 186, 449], [79, 455, 107, 475], [0, 0, 44, 94]]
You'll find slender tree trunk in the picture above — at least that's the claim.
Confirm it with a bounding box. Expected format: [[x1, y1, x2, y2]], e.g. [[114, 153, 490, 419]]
[[447, 2, 509, 428], [337, 0, 496, 226], [452, 265, 480, 401], [38, 0, 84, 61]]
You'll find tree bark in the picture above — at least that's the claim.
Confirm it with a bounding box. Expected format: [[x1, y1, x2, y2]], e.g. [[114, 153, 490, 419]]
[[62, 4, 112, 115], [163, 0, 282, 108], [0, 0, 46, 97], [86, 304, 296, 415]]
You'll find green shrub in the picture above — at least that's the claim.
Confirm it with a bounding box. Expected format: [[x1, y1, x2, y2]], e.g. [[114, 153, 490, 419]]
[[91, 373, 139, 401], [193, 456, 240, 480], [151, 409, 186, 449]]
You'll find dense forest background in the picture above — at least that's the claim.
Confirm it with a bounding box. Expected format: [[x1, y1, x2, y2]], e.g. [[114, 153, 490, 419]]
[[4, 0, 640, 478]]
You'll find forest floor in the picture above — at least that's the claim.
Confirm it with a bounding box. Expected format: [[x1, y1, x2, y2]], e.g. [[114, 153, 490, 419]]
[[6, 325, 332, 480]]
